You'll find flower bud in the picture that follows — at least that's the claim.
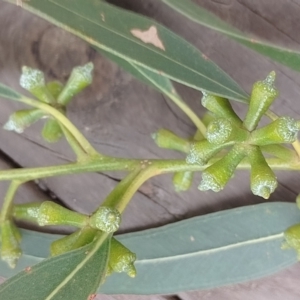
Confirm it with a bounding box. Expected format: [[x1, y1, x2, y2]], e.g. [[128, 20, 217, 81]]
[[20, 66, 55, 104], [42, 119, 63, 143], [13, 202, 41, 223], [3, 109, 44, 133], [243, 71, 278, 131], [283, 223, 300, 259], [186, 140, 227, 165], [152, 129, 190, 153], [108, 237, 136, 278], [57, 62, 94, 106], [206, 118, 249, 144], [296, 194, 300, 210], [260, 144, 298, 162], [1, 220, 22, 268], [249, 117, 300, 145], [46, 81, 64, 99], [201, 92, 242, 125], [198, 145, 246, 192], [89, 207, 121, 233], [172, 171, 193, 192], [37, 201, 88, 227], [50, 227, 97, 256], [248, 146, 277, 199]]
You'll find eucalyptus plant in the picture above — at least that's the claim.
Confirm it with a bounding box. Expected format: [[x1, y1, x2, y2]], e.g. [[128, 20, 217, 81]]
[[0, 61, 300, 298], [1, 0, 300, 299]]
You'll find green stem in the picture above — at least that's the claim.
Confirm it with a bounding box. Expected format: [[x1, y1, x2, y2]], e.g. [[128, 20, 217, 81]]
[[0, 156, 295, 183], [166, 92, 207, 136], [60, 125, 89, 161], [20, 96, 99, 157], [116, 167, 155, 213], [0, 180, 23, 222], [101, 167, 155, 214], [129, 62, 206, 136]]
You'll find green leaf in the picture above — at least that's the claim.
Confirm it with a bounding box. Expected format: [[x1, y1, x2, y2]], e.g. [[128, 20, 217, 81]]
[[6, 0, 248, 102], [0, 203, 299, 295], [0, 234, 110, 300], [162, 0, 300, 72], [0, 83, 23, 101]]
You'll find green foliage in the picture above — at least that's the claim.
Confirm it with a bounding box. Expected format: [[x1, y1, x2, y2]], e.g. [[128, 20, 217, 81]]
[[162, 0, 300, 73], [7, 0, 248, 102], [0, 203, 299, 295], [0, 234, 111, 300]]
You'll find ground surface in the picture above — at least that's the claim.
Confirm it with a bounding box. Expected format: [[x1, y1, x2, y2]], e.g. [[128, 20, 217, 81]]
[[0, 0, 300, 299]]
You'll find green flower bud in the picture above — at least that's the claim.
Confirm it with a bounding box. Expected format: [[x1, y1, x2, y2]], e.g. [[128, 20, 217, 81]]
[[243, 71, 278, 131], [20, 66, 55, 104], [152, 129, 190, 153], [57, 62, 94, 106], [50, 227, 97, 256], [42, 118, 63, 143], [201, 92, 242, 125], [1, 220, 22, 268], [260, 144, 298, 162], [46, 81, 64, 99], [13, 202, 41, 223], [37, 201, 88, 227], [202, 112, 215, 127], [172, 171, 193, 192], [109, 238, 136, 278], [249, 117, 300, 145], [248, 146, 277, 199], [296, 194, 300, 210], [198, 145, 246, 192], [206, 118, 249, 144], [89, 207, 121, 233], [283, 223, 300, 260], [3, 109, 44, 133], [186, 140, 227, 165]]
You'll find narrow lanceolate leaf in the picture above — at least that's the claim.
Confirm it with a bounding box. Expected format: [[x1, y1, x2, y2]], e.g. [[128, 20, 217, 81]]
[[162, 0, 300, 72], [0, 83, 23, 101], [0, 203, 299, 295], [5, 0, 248, 102], [0, 234, 110, 300]]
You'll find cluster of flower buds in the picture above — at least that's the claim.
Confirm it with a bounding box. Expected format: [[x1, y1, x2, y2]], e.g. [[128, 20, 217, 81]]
[[13, 201, 121, 233], [11, 201, 136, 276], [3, 63, 94, 142], [153, 72, 300, 199]]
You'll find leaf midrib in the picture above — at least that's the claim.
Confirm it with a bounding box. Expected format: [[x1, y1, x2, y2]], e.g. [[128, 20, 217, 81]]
[[46, 0, 246, 99], [45, 234, 108, 299], [136, 232, 285, 264]]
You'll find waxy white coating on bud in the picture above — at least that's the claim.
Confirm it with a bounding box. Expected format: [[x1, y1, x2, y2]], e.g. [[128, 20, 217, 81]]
[[250, 116, 300, 145], [0, 220, 22, 268], [251, 177, 277, 199], [57, 62, 94, 105], [90, 207, 121, 233], [198, 172, 222, 192], [20, 67, 45, 90], [186, 141, 225, 165], [248, 146, 277, 199], [198, 145, 246, 192], [3, 109, 44, 134], [244, 71, 278, 131], [206, 118, 233, 144]]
